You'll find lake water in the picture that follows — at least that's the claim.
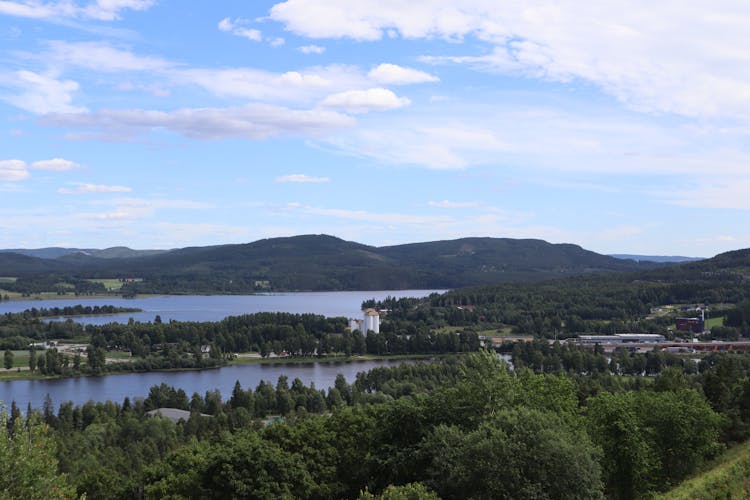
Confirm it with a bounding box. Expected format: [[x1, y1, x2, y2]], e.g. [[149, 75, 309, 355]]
[[0, 290, 442, 410], [0, 290, 444, 325], [0, 358, 416, 411]]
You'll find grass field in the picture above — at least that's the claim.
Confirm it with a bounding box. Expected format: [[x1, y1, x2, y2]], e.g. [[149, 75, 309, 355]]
[[705, 316, 725, 329], [658, 440, 750, 499], [433, 325, 513, 336], [0, 277, 17, 283], [4, 350, 30, 368], [86, 278, 126, 291]]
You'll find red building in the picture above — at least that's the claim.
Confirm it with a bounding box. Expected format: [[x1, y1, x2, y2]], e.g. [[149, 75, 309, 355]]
[[676, 317, 704, 333]]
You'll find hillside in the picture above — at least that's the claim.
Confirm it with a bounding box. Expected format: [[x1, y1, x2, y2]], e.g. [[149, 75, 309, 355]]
[[657, 440, 750, 499], [0, 235, 667, 293]]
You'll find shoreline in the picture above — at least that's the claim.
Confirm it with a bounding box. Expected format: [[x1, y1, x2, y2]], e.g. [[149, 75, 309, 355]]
[[0, 289, 446, 303], [0, 353, 447, 382]]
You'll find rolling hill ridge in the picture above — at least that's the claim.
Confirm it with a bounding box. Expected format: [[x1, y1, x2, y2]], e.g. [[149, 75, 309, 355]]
[[0, 235, 675, 292]]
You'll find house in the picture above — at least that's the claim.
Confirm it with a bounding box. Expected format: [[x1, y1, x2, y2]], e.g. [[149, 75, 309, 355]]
[[146, 408, 211, 423]]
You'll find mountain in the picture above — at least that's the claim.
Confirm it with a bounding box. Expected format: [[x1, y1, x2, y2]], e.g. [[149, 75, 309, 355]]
[[0, 252, 69, 274], [609, 254, 705, 263], [1, 246, 168, 260], [0, 235, 669, 292], [1, 247, 95, 259]]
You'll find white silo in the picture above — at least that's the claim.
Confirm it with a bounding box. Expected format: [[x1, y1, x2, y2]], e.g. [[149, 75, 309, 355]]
[[363, 308, 380, 334]]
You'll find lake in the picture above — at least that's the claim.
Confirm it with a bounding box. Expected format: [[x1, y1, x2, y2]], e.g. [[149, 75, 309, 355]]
[[0, 290, 444, 325], [0, 358, 416, 411], [0, 290, 442, 409]]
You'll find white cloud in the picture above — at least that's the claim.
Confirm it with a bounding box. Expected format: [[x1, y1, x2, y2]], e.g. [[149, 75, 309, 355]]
[[276, 174, 330, 183], [0, 70, 84, 114], [45, 41, 173, 72], [428, 200, 481, 208], [172, 65, 375, 105], [43, 103, 356, 140], [368, 63, 438, 85], [83, 197, 212, 220], [287, 204, 455, 225], [320, 87, 410, 113], [269, 37, 285, 47], [269, 1, 750, 120], [117, 81, 170, 97], [0, 159, 29, 181], [218, 17, 262, 41], [323, 122, 508, 169], [0, 0, 155, 20], [57, 182, 131, 194], [0, 157, 82, 182], [31, 158, 82, 171], [82, 0, 155, 20], [298, 44, 325, 54], [664, 179, 750, 210]]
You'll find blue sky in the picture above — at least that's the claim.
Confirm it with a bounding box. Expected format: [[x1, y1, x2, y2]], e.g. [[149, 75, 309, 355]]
[[1, 1, 748, 256]]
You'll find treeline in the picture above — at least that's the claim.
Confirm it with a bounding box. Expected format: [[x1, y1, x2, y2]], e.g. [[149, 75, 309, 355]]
[[509, 340, 700, 376], [4, 351, 736, 499], [371, 271, 750, 338], [1, 275, 106, 295], [4, 305, 141, 320], [85, 312, 480, 360]]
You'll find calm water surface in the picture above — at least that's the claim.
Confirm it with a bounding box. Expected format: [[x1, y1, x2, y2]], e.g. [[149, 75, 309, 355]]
[[0, 291, 442, 409], [0, 290, 444, 325], [0, 359, 415, 411]]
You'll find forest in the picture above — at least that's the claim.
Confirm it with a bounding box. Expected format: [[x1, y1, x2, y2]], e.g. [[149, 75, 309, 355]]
[[3, 247, 750, 497], [4, 350, 750, 499]]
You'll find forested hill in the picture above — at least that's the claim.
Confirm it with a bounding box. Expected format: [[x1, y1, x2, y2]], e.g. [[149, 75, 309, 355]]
[[0, 235, 665, 293]]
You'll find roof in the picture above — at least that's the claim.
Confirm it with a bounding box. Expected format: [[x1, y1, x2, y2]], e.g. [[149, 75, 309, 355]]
[[363, 308, 379, 316], [146, 408, 211, 422]]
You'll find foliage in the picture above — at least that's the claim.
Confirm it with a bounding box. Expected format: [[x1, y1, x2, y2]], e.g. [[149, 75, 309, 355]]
[[0, 406, 77, 499]]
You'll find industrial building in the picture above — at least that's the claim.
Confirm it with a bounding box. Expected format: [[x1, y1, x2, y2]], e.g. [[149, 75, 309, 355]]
[[676, 317, 704, 334], [349, 308, 380, 336], [575, 333, 666, 345]]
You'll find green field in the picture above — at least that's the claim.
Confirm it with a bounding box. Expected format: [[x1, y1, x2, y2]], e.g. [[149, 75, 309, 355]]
[[704, 316, 725, 329], [86, 278, 126, 291], [433, 325, 513, 336], [0, 276, 17, 283], [3, 350, 30, 368]]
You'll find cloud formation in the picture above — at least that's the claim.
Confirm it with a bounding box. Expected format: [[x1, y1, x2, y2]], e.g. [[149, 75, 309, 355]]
[[0, 70, 84, 114], [0, 0, 155, 21], [218, 17, 262, 42], [270, 0, 750, 120], [0, 160, 29, 181], [58, 182, 131, 194], [31, 158, 82, 171], [320, 88, 410, 113], [368, 63, 438, 85], [298, 44, 325, 54], [44, 104, 356, 140], [276, 174, 330, 183], [0, 157, 82, 181]]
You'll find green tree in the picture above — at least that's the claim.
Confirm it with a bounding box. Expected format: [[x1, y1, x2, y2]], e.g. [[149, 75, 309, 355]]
[[3, 349, 13, 370], [587, 392, 656, 499], [420, 407, 603, 499], [359, 482, 439, 500], [0, 406, 77, 499], [145, 430, 315, 499], [28, 347, 37, 372]]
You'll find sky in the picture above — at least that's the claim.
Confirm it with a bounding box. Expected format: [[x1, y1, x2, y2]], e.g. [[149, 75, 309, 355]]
[[0, 1, 749, 257]]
